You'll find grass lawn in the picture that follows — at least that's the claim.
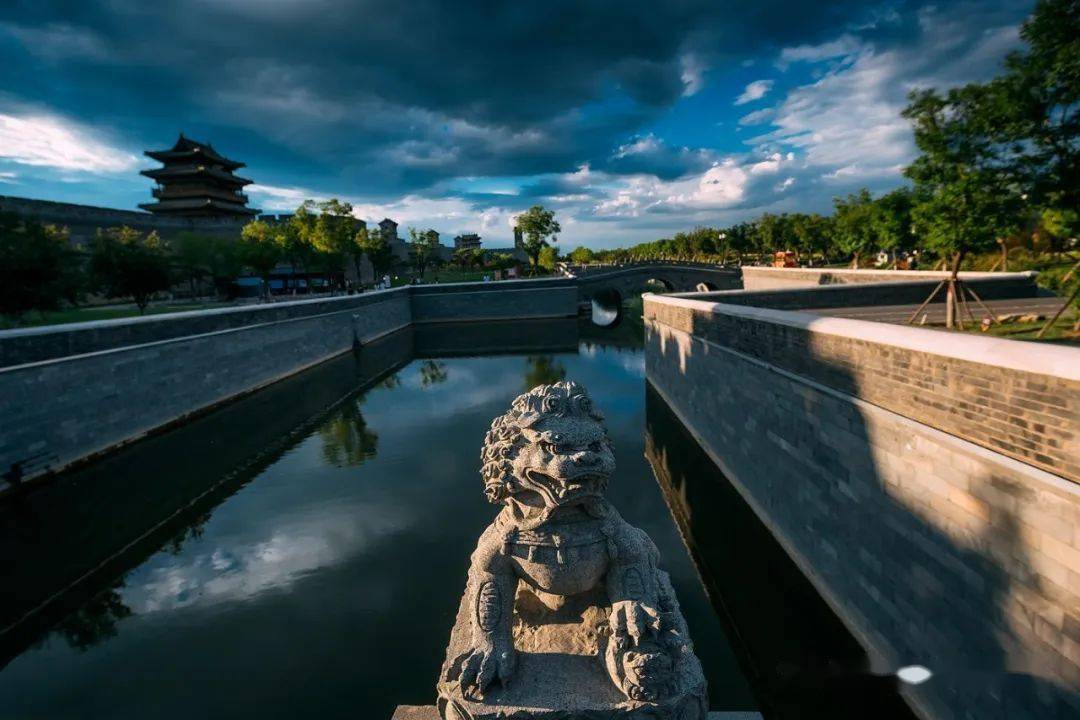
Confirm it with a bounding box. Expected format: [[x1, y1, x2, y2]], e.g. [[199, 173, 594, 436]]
[[0, 302, 222, 330], [964, 313, 1079, 344]]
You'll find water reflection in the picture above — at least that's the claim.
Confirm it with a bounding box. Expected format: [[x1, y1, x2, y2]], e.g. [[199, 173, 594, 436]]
[[319, 399, 379, 467], [0, 320, 756, 720], [53, 583, 131, 652], [522, 355, 566, 390], [418, 359, 449, 388]]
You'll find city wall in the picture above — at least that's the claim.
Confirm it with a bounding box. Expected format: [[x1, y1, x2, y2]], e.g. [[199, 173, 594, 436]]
[[0, 280, 579, 484], [0, 195, 247, 246], [644, 293, 1080, 719]]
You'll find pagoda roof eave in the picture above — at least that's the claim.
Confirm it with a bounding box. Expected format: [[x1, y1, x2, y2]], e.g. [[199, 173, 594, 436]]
[[140, 166, 253, 186], [139, 198, 260, 216], [144, 138, 245, 169]]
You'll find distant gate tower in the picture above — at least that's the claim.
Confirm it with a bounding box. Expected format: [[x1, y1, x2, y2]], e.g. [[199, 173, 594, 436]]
[[140, 134, 259, 217]]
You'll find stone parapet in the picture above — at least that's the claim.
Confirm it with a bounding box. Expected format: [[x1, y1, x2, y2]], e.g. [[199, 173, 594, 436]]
[[645, 292, 1080, 719], [644, 295, 1079, 482], [739, 266, 1036, 291]]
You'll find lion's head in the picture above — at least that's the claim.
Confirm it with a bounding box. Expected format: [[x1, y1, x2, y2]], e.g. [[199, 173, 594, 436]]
[[481, 382, 615, 519]]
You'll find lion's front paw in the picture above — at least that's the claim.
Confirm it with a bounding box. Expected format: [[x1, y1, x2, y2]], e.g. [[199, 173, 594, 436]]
[[609, 599, 661, 649], [457, 638, 516, 700]]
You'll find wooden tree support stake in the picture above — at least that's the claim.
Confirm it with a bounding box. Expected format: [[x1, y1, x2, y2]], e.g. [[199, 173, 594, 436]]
[[906, 279, 946, 325]]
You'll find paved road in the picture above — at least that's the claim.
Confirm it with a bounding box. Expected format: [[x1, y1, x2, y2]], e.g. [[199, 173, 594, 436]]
[[799, 295, 1067, 325]]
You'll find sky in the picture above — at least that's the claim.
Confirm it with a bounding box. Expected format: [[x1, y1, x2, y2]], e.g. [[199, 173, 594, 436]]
[[0, 0, 1033, 249]]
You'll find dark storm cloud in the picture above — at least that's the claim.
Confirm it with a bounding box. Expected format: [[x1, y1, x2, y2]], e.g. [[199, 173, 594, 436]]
[[0, 0, 891, 195]]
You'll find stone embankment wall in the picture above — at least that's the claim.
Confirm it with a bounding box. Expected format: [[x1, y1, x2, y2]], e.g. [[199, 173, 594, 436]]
[[644, 293, 1080, 720], [740, 266, 1034, 292], [0, 280, 579, 483]]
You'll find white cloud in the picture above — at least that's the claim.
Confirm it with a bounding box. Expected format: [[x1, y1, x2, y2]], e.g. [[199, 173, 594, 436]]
[[124, 503, 407, 613], [752, 47, 913, 177], [0, 113, 139, 173], [591, 150, 797, 218], [0, 171, 17, 183], [777, 34, 861, 69], [680, 53, 707, 96], [734, 79, 774, 105], [739, 108, 774, 126], [614, 134, 661, 158], [248, 183, 324, 210]]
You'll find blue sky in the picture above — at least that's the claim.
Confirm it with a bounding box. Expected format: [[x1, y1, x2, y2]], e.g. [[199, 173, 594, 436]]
[[0, 1, 1032, 249]]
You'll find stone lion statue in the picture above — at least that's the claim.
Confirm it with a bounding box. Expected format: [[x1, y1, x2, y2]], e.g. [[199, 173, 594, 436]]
[[438, 381, 707, 719]]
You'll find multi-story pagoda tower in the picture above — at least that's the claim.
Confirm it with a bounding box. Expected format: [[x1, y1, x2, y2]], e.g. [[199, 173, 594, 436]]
[[139, 134, 259, 217]]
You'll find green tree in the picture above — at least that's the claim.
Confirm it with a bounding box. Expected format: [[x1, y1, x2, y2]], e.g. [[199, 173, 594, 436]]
[[832, 189, 878, 268], [90, 227, 173, 313], [903, 88, 1022, 271], [994, 0, 1079, 236], [871, 188, 915, 263], [724, 223, 753, 265], [515, 205, 561, 274], [752, 213, 795, 260], [302, 199, 356, 292], [538, 244, 559, 272], [172, 232, 216, 300], [408, 227, 441, 277], [357, 227, 395, 280], [790, 213, 831, 266], [452, 247, 472, 270], [0, 213, 82, 321], [207, 236, 242, 296], [569, 246, 595, 264], [238, 220, 283, 298], [275, 214, 313, 280]]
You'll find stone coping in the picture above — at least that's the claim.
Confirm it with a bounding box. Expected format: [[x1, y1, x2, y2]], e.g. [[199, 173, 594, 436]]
[[740, 266, 1039, 280], [0, 286, 411, 340], [644, 293, 1080, 382], [0, 278, 574, 341], [675, 274, 1038, 300]]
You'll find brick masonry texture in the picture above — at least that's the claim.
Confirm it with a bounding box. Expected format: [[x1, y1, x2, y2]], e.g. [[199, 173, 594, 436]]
[[645, 298, 1080, 719], [644, 301, 1078, 483], [0, 293, 411, 481]]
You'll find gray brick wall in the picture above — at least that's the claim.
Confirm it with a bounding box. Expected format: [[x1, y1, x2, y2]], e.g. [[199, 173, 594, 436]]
[[645, 301, 1078, 482], [0, 280, 584, 482], [645, 298, 1080, 720], [0, 289, 415, 368], [0, 293, 411, 480]]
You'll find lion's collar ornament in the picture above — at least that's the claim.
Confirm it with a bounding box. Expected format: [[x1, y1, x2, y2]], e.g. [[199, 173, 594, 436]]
[[437, 382, 707, 719]]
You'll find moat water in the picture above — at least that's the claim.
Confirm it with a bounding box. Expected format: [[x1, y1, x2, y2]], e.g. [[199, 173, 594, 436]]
[[0, 316, 913, 719]]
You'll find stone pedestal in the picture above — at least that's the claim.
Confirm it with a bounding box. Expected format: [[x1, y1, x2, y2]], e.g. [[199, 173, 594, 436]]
[[437, 584, 707, 719]]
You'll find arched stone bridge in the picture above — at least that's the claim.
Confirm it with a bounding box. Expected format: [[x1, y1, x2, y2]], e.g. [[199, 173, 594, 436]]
[[567, 262, 742, 304]]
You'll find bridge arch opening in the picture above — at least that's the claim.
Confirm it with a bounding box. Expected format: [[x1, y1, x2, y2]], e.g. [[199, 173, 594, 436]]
[[695, 282, 719, 292], [643, 277, 675, 294], [590, 288, 623, 327]]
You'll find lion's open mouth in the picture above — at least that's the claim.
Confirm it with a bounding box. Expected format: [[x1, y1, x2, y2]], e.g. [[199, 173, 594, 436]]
[[524, 468, 606, 503]]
